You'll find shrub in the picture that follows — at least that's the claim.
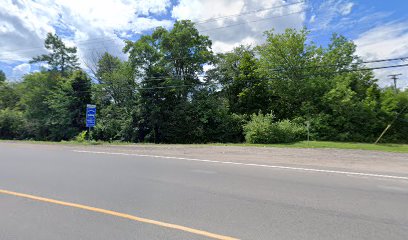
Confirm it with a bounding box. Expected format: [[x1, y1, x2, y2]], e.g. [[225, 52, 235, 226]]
[[0, 108, 26, 139], [74, 131, 88, 142], [243, 113, 306, 143]]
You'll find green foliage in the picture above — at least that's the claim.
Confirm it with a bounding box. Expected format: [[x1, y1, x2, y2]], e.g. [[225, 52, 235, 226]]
[[92, 53, 138, 142], [0, 70, 5, 83], [46, 70, 92, 140], [159, 91, 244, 143], [74, 131, 88, 142], [210, 45, 272, 115], [0, 82, 20, 109], [16, 70, 91, 141], [2, 25, 408, 144], [244, 113, 306, 144], [30, 33, 79, 75], [124, 20, 214, 143], [19, 71, 60, 139], [0, 108, 25, 139]]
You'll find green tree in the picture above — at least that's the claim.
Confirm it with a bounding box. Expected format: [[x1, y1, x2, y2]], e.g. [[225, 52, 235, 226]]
[[0, 82, 20, 110], [0, 70, 5, 83], [0, 108, 26, 139], [30, 33, 79, 75], [46, 70, 92, 140], [378, 88, 408, 143], [19, 71, 61, 139], [93, 54, 138, 141], [257, 28, 318, 119], [124, 20, 213, 143], [210, 45, 271, 114], [95, 53, 122, 83]]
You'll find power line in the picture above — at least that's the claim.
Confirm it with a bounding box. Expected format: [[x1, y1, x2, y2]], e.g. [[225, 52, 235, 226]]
[[269, 56, 408, 72], [27, 61, 408, 95], [95, 56, 408, 82], [194, 1, 305, 24], [357, 64, 408, 72], [75, 62, 408, 91], [199, 10, 305, 32], [0, 2, 304, 56]]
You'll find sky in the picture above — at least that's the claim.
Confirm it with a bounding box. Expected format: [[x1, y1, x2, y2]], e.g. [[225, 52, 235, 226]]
[[0, 0, 407, 88]]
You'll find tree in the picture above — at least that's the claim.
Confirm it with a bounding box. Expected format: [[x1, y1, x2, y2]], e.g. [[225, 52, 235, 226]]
[[0, 108, 25, 139], [378, 88, 408, 143], [30, 33, 79, 75], [68, 71, 92, 130], [95, 53, 122, 83], [209, 45, 271, 115], [46, 70, 92, 140], [93, 54, 138, 141], [0, 70, 5, 84], [19, 71, 61, 139], [257, 28, 317, 119], [2, 25, 407, 144], [124, 20, 214, 142], [0, 82, 20, 110]]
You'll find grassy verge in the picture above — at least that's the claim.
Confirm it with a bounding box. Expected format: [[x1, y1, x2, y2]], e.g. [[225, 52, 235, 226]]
[[1, 140, 408, 153], [0, 139, 125, 146], [210, 141, 408, 153]]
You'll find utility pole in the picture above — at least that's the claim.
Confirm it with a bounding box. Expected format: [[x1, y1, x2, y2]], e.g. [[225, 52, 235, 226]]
[[388, 74, 402, 93]]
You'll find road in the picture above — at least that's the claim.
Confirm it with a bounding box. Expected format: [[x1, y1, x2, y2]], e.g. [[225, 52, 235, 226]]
[[1, 142, 407, 239]]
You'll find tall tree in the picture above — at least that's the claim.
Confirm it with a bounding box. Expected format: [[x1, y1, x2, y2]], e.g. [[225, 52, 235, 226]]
[[210, 45, 272, 115], [19, 71, 61, 139], [124, 20, 214, 142], [0, 70, 5, 84], [30, 33, 79, 75], [46, 70, 92, 140], [92, 53, 138, 141]]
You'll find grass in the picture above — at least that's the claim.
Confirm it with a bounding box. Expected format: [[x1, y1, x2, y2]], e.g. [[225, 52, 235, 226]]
[[210, 141, 408, 153], [1, 140, 408, 153]]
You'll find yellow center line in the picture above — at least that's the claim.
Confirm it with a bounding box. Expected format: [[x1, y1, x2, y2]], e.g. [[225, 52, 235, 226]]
[[0, 189, 239, 240]]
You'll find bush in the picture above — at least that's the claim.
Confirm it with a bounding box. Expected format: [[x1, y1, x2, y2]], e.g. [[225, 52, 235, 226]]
[[74, 131, 87, 142], [0, 108, 26, 139], [243, 113, 306, 143]]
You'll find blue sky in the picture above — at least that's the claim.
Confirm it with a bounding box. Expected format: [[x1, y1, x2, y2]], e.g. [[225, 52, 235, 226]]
[[1, 0, 407, 88]]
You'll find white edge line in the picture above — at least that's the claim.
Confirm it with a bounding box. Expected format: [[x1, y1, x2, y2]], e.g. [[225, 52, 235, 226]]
[[72, 150, 408, 181]]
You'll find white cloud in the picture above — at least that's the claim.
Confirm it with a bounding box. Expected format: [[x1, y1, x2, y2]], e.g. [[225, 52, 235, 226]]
[[172, 0, 306, 53], [212, 36, 257, 53], [309, 14, 316, 23], [355, 21, 408, 89], [310, 0, 355, 30], [12, 63, 31, 80], [339, 2, 354, 15], [0, 0, 307, 71], [172, 0, 244, 21], [0, 0, 172, 67]]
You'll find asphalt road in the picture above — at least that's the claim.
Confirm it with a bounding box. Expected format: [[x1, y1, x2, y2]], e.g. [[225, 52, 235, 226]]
[[1, 143, 408, 240]]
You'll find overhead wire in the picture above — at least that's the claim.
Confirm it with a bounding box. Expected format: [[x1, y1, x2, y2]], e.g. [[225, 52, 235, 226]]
[[46, 59, 408, 94], [0, 1, 305, 56], [193, 1, 305, 24], [85, 55, 408, 83]]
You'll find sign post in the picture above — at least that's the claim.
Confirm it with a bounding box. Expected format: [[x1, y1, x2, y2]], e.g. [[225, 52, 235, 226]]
[[86, 104, 96, 140], [306, 121, 310, 143]]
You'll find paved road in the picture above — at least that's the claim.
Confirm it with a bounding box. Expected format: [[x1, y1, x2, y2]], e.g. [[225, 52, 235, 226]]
[[1, 143, 407, 239]]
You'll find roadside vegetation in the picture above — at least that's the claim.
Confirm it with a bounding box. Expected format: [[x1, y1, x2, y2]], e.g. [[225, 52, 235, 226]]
[[0, 21, 407, 145], [213, 141, 408, 153]]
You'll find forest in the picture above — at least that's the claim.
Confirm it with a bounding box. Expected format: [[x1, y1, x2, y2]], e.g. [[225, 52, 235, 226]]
[[0, 20, 407, 144]]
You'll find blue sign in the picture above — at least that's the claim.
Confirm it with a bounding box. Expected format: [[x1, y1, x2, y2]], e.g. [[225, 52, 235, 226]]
[[86, 104, 96, 127]]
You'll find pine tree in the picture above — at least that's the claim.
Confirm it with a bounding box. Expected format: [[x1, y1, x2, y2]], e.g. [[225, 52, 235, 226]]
[[30, 33, 79, 76]]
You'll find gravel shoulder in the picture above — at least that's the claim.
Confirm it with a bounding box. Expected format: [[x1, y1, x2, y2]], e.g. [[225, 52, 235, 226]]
[[70, 144, 408, 176]]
